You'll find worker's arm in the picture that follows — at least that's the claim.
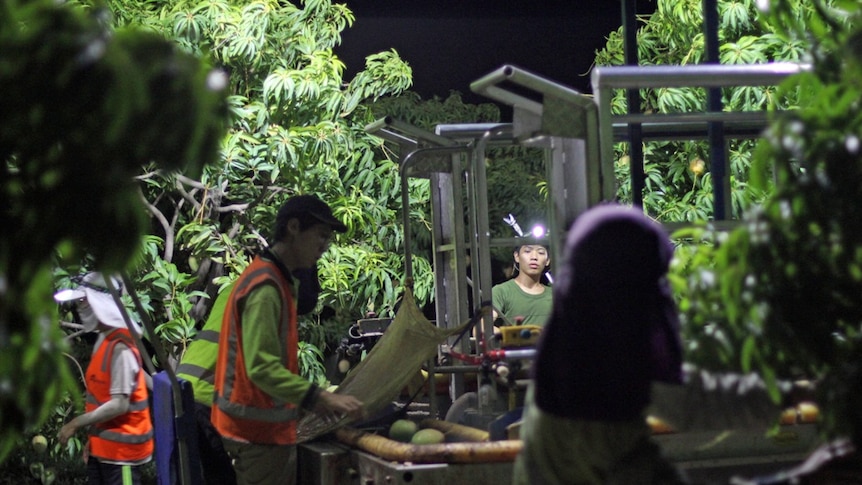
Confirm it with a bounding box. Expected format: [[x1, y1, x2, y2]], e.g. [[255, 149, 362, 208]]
[[242, 284, 314, 403], [475, 284, 507, 340], [491, 283, 507, 325], [242, 284, 363, 421], [58, 343, 139, 445], [58, 395, 130, 445]]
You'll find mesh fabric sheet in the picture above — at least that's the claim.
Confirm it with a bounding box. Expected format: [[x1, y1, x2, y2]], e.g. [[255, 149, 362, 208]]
[[297, 288, 469, 442]]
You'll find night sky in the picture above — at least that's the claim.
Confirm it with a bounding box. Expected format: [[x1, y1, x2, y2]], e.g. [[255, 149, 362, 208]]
[[336, 1, 656, 109]]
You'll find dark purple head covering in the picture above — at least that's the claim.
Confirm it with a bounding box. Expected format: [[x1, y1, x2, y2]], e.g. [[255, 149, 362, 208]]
[[533, 204, 683, 421]]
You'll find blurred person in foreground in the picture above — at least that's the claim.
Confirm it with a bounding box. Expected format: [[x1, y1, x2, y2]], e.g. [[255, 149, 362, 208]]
[[513, 204, 813, 485]]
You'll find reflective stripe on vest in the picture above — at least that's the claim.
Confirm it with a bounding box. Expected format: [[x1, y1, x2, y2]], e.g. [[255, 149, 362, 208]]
[[212, 256, 299, 445], [219, 265, 297, 404], [175, 362, 213, 383], [176, 329, 219, 385], [195, 329, 219, 343], [86, 393, 149, 411], [213, 394, 299, 422], [91, 428, 154, 444]]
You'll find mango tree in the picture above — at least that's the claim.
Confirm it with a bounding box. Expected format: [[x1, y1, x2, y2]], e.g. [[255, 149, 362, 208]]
[[627, 0, 862, 447], [594, 0, 810, 222], [74, 0, 428, 376]]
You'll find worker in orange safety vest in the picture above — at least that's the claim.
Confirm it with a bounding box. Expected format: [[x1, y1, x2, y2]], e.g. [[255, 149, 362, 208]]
[[212, 194, 364, 485], [55, 272, 153, 485]]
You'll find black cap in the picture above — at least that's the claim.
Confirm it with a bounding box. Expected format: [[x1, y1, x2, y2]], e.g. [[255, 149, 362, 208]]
[[276, 195, 348, 234]]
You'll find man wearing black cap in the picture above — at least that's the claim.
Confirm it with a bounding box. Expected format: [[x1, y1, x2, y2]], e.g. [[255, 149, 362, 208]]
[[211, 194, 364, 485]]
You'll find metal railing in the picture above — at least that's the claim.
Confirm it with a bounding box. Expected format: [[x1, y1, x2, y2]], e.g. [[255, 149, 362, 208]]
[[591, 62, 811, 220]]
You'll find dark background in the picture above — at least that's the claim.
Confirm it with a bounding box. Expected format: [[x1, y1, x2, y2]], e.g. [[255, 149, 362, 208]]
[[336, 1, 657, 109]]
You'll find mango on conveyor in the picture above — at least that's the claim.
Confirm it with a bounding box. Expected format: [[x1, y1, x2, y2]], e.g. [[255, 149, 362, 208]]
[[388, 419, 418, 443], [410, 428, 445, 445]]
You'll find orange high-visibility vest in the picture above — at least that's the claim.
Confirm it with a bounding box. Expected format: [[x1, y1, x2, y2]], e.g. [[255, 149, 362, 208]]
[[212, 255, 299, 445], [86, 329, 153, 463]]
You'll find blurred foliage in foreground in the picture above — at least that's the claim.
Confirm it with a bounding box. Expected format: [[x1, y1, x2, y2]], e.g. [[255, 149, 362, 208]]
[[670, 0, 862, 447], [0, 0, 227, 463]]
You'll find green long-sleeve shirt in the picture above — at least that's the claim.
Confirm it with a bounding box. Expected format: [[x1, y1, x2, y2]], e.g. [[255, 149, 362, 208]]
[[240, 282, 318, 408]]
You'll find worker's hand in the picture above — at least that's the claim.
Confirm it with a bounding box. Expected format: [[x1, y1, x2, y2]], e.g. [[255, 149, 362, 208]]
[[58, 419, 78, 446], [313, 390, 364, 423]]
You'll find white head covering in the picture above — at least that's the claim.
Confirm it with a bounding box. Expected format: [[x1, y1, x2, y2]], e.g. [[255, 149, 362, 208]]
[[53, 272, 142, 335]]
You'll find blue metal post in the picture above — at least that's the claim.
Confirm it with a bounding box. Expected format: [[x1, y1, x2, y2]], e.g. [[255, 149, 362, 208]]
[[623, 0, 644, 208], [704, 0, 729, 220]]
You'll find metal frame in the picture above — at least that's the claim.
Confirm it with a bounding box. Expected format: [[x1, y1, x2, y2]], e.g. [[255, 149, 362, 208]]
[[302, 0, 829, 481], [365, 67, 606, 418], [367, 62, 812, 419], [297, 423, 821, 485], [470, 64, 602, 267], [591, 62, 810, 221], [336, 0, 822, 481], [364, 118, 470, 417], [366, 116, 572, 410]]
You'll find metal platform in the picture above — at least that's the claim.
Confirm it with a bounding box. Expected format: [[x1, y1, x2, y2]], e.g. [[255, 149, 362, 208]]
[[298, 423, 821, 485], [298, 441, 514, 485], [658, 423, 821, 483]]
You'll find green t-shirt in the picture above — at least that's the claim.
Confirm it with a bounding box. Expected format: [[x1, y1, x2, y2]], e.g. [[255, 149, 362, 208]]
[[491, 279, 553, 327]]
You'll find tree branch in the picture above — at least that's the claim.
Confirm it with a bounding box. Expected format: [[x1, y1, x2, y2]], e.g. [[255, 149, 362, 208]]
[[134, 170, 161, 181], [139, 189, 175, 262], [175, 178, 202, 214], [176, 174, 207, 190], [217, 203, 249, 212]]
